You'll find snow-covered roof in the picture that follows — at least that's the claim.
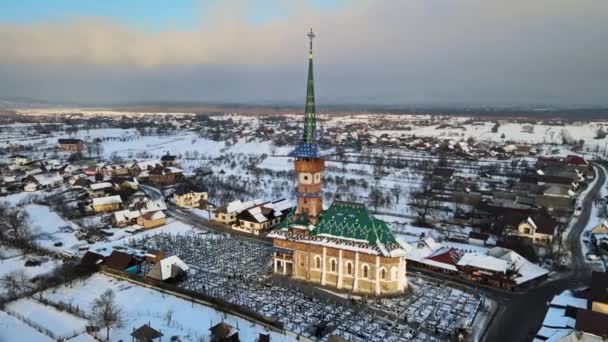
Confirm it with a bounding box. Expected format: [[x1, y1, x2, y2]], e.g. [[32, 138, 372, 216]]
[[33, 173, 63, 186], [133, 160, 162, 170], [542, 307, 576, 329], [92, 195, 122, 206], [550, 290, 587, 309], [142, 211, 166, 221], [488, 247, 549, 284], [457, 252, 508, 273], [113, 209, 141, 222], [89, 182, 113, 190], [226, 199, 263, 214], [148, 256, 189, 281]]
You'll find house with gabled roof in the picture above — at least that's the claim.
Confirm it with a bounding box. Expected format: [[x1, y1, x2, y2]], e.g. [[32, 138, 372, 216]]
[[233, 199, 292, 235], [57, 138, 84, 152], [507, 210, 559, 246]]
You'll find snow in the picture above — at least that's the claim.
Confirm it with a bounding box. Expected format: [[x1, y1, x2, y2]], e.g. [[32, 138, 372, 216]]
[[41, 273, 294, 342], [5, 298, 89, 340], [550, 290, 587, 309], [541, 307, 576, 329], [25, 204, 81, 252], [0, 310, 54, 342], [0, 256, 60, 295], [92, 195, 122, 206], [457, 252, 508, 273]]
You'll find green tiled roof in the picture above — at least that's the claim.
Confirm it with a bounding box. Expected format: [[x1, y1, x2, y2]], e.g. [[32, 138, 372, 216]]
[[313, 202, 397, 246], [274, 208, 310, 230]]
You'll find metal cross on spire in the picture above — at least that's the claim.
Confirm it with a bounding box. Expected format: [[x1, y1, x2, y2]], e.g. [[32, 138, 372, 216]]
[[307, 28, 315, 54]]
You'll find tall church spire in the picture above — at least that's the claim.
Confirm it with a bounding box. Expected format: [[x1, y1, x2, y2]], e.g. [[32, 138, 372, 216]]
[[303, 28, 316, 144]]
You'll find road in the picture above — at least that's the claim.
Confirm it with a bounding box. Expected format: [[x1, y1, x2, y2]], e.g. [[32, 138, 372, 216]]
[[483, 163, 606, 342]]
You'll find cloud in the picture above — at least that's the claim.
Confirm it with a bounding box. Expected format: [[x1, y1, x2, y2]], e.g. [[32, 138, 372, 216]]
[[0, 0, 607, 105]]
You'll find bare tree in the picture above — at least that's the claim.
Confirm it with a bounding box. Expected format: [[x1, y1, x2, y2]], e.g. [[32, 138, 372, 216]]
[[410, 194, 437, 226], [369, 188, 384, 211], [91, 290, 124, 341], [390, 185, 403, 206], [1, 270, 29, 298], [165, 309, 174, 325], [0, 206, 32, 247]]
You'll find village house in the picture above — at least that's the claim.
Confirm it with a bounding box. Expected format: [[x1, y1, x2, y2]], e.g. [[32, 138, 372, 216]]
[[161, 154, 178, 167], [507, 211, 559, 246], [23, 173, 64, 192], [57, 138, 85, 152], [103, 251, 138, 273], [136, 211, 166, 229], [403, 238, 548, 289], [92, 195, 123, 213], [147, 165, 183, 186], [100, 163, 131, 177], [8, 154, 31, 166], [87, 181, 115, 198], [232, 199, 292, 235], [58, 163, 79, 175], [213, 199, 264, 225], [130, 160, 163, 177], [112, 209, 141, 227], [173, 186, 208, 208]]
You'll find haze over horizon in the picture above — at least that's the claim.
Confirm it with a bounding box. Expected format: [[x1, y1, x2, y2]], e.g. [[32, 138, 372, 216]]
[[1, 0, 607, 107]]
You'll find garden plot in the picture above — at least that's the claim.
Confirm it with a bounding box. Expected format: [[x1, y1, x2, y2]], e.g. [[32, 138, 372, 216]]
[[25, 204, 81, 252], [41, 273, 292, 342], [0, 255, 60, 296], [4, 298, 88, 340], [0, 310, 54, 342]]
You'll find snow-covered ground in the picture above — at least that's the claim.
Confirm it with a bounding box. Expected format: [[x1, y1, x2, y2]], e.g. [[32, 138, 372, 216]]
[[26, 204, 82, 252], [40, 273, 294, 342], [0, 255, 60, 295], [0, 310, 55, 342], [5, 298, 89, 340]]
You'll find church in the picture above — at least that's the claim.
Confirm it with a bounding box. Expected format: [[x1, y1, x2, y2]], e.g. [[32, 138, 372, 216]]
[[268, 30, 407, 296]]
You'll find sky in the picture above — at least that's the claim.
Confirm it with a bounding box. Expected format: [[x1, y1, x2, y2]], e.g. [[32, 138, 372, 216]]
[[0, 0, 607, 107]]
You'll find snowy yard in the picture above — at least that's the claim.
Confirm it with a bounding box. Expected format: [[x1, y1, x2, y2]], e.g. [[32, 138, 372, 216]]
[[0, 310, 55, 342], [40, 273, 293, 342], [5, 298, 89, 340], [0, 255, 60, 295]]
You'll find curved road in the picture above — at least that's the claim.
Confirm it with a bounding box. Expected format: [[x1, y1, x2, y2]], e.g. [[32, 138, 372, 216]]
[[484, 163, 606, 342]]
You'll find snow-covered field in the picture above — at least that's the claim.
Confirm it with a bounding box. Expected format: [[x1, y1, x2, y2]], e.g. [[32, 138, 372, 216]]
[[40, 273, 293, 342], [26, 204, 82, 252], [0, 310, 55, 342], [0, 256, 60, 295], [5, 298, 89, 340]]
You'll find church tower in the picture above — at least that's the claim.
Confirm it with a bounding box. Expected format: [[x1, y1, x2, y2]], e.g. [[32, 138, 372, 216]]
[[291, 28, 324, 225]]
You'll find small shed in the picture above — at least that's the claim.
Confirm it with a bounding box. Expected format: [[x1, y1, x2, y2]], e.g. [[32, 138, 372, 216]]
[[104, 251, 138, 273], [147, 256, 189, 282], [209, 322, 239, 342], [131, 324, 163, 342]]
